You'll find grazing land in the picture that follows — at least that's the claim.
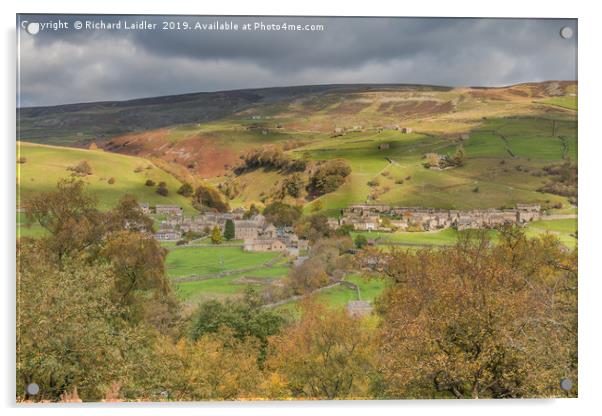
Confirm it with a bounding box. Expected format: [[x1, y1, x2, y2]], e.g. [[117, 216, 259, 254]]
[[17, 142, 195, 212]]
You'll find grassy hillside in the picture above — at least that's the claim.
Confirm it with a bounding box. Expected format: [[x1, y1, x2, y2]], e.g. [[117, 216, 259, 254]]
[[286, 115, 576, 214], [17, 142, 195, 212], [17, 81, 578, 215]]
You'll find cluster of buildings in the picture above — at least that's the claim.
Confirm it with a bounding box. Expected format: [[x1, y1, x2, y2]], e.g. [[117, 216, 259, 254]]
[[140, 203, 308, 254], [330, 203, 542, 232], [332, 125, 413, 137]]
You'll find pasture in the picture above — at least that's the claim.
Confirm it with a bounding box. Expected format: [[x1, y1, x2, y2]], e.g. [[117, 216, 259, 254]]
[[17, 142, 195, 212]]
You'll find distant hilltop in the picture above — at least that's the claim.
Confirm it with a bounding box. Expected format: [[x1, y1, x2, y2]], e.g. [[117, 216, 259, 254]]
[[17, 80, 576, 146]]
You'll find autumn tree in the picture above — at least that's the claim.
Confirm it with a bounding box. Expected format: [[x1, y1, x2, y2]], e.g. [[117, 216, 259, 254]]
[[188, 289, 285, 362], [193, 184, 230, 213], [106, 194, 154, 234], [177, 183, 194, 197], [280, 173, 305, 198], [211, 226, 222, 245], [266, 300, 378, 399], [294, 213, 333, 242], [307, 159, 352, 196], [22, 180, 178, 332], [141, 331, 263, 401], [263, 202, 302, 227], [361, 227, 577, 399], [243, 203, 260, 219], [17, 242, 157, 401], [23, 179, 105, 264]]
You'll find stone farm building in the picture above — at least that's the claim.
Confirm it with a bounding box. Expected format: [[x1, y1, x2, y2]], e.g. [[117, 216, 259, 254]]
[[155, 205, 183, 216], [243, 238, 287, 252]]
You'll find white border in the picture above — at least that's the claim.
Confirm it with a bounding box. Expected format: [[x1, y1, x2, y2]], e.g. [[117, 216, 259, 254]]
[[3, 1, 601, 415]]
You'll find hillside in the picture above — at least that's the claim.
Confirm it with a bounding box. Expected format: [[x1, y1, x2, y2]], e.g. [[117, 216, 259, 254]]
[[16, 142, 195, 212], [17, 84, 451, 146], [17, 81, 577, 213]]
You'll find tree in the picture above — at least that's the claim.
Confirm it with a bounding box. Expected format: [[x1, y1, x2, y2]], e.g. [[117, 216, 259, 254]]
[[23, 179, 105, 264], [177, 183, 194, 197], [156, 182, 168, 196], [281, 173, 304, 198], [452, 145, 466, 167], [193, 184, 230, 213], [266, 300, 378, 399], [307, 159, 352, 196], [224, 219, 235, 241], [106, 194, 154, 234], [144, 331, 264, 401], [17, 243, 157, 401], [188, 289, 285, 362], [366, 228, 577, 399], [263, 202, 302, 227], [354, 234, 368, 249], [22, 181, 177, 332], [211, 226, 222, 245], [294, 214, 332, 242], [243, 203, 260, 219], [145, 179, 155, 187]]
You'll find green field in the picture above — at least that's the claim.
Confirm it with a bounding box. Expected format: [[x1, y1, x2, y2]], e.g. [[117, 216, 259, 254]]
[[351, 218, 576, 249], [165, 246, 281, 278], [17, 142, 195, 212], [539, 96, 578, 111], [525, 218, 577, 249], [166, 245, 290, 305], [289, 117, 576, 214], [351, 228, 459, 246]]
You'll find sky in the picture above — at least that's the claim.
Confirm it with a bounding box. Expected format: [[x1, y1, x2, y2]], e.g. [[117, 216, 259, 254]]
[[17, 15, 577, 107]]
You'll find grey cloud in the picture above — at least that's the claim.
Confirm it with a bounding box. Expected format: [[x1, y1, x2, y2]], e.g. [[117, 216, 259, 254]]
[[17, 15, 577, 107]]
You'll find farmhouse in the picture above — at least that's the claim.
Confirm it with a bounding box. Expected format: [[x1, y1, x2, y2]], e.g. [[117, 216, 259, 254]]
[[244, 238, 287, 252], [155, 204, 183, 216], [233, 220, 261, 240], [154, 229, 182, 241], [378, 143, 390, 150], [401, 127, 413, 134]]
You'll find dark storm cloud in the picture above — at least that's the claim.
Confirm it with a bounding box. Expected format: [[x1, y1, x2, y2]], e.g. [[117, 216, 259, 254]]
[[17, 15, 577, 107]]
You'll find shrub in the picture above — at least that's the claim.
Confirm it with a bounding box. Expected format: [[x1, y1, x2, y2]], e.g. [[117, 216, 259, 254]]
[[68, 161, 92, 176], [17, 156, 27, 164], [354, 234, 368, 249], [367, 178, 380, 187], [107, 177, 116, 185], [156, 183, 168, 196], [145, 179, 155, 187], [177, 183, 194, 197]]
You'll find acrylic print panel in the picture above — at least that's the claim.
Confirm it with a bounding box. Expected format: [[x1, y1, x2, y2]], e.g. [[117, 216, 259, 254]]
[[16, 15, 577, 402]]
